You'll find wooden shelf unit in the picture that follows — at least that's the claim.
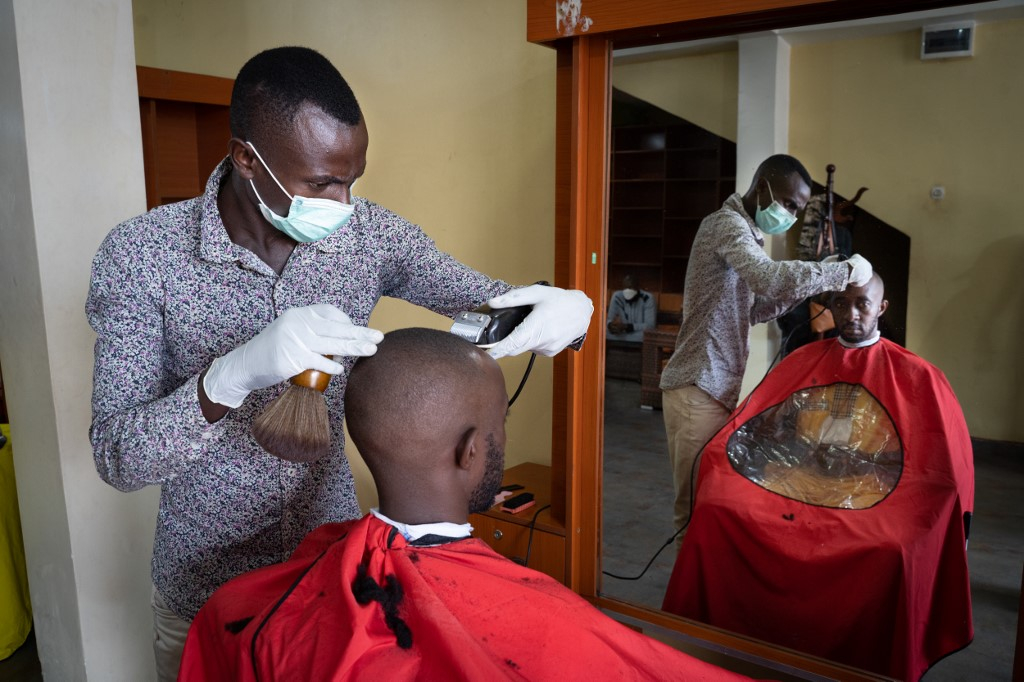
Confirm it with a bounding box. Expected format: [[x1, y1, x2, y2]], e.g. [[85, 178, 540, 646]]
[[136, 66, 234, 210], [609, 122, 735, 297]]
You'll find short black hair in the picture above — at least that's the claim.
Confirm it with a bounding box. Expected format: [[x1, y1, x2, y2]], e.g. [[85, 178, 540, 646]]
[[230, 46, 362, 144], [755, 154, 812, 188]]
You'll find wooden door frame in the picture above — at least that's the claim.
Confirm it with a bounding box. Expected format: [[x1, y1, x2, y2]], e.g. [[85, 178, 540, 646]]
[[539, 0, 985, 675], [551, 34, 612, 598]]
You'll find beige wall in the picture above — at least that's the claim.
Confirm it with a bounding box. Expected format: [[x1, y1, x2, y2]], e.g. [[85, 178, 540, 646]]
[[133, 0, 559, 507], [790, 19, 1024, 442], [613, 47, 739, 142]]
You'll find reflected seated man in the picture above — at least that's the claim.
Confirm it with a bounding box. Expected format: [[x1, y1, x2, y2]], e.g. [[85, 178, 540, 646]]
[[662, 273, 974, 682], [607, 274, 657, 344], [179, 328, 750, 681]]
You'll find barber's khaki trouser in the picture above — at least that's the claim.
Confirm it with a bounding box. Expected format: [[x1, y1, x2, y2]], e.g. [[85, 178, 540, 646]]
[[663, 385, 730, 544], [152, 586, 191, 682]]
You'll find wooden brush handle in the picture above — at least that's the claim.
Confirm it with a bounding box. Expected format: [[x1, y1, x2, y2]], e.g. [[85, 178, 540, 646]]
[[291, 368, 331, 393]]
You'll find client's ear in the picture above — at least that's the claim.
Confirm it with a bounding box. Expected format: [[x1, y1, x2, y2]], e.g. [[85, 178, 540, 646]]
[[879, 299, 889, 316], [455, 427, 480, 472]]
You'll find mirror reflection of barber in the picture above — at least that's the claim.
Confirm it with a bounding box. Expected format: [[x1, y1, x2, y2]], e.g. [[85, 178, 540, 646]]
[[658, 155, 873, 544]]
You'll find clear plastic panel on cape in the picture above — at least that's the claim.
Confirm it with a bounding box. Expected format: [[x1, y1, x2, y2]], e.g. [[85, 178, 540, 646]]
[[727, 383, 903, 509]]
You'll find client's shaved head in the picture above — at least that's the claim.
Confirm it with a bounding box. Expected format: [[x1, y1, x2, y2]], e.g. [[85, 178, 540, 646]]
[[346, 328, 508, 524], [347, 328, 491, 453]]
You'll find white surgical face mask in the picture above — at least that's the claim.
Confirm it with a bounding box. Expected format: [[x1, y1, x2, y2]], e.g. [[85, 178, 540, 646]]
[[247, 142, 355, 242], [622, 288, 638, 301], [754, 183, 797, 235]]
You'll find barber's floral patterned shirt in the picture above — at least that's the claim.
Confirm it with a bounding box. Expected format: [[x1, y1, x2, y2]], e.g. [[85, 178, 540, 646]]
[[659, 193, 850, 410], [86, 159, 510, 619]]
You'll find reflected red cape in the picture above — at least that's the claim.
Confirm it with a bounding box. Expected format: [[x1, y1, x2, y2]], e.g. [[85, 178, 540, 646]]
[[180, 514, 748, 681], [662, 338, 973, 681]]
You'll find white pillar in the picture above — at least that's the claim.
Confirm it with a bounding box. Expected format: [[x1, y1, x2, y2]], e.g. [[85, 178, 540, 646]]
[[0, 1, 159, 679], [736, 33, 791, 401]]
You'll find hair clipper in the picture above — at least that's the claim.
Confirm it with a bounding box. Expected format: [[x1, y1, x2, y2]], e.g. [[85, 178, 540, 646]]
[[450, 304, 532, 348]]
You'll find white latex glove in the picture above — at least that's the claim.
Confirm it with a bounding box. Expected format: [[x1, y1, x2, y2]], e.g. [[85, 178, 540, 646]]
[[845, 253, 873, 288], [203, 304, 383, 408], [485, 285, 594, 359]]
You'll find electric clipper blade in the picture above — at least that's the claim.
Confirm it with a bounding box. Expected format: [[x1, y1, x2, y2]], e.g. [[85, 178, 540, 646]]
[[450, 305, 531, 346]]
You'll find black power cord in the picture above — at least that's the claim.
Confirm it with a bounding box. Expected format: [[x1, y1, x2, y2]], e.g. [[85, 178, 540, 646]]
[[507, 352, 537, 407], [512, 503, 551, 566], [602, 442, 701, 581]]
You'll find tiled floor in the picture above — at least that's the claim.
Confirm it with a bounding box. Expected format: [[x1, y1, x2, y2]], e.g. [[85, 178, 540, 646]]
[[601, 377, 1024, 681]]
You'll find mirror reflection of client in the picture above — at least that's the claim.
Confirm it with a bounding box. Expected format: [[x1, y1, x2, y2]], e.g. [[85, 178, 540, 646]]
[[731, 277, 902, 509], [662, 273, 975, 682], [179, 328, 750, 681]]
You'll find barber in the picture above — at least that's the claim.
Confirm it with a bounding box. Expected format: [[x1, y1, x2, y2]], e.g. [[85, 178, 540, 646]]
[[85, 46, 592, 681], [659, 154, 871, 543]]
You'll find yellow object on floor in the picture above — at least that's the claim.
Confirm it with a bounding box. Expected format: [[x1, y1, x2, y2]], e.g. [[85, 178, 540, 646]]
[[0, 424, 32, 660]]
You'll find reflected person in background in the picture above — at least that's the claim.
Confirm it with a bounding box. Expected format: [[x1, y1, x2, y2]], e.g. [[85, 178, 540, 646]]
[[659, 154, 873, 542], [606, 273, 657, 343]]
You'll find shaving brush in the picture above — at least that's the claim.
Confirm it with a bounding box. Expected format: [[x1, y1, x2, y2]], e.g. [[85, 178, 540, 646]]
[[252, 368, 332, 462]]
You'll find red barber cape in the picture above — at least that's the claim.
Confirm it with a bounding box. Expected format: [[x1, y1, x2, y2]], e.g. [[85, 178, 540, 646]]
[[662, 338, 974, 681], [180, 514, 748, 682]]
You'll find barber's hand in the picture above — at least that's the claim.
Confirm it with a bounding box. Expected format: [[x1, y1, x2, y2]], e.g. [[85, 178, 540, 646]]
[[845, 253, 873, 288], [203, 304, 383, 408], [486, 285, 594, 359]]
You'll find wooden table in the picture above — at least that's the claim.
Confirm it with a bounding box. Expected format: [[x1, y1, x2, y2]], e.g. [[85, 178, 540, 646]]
[[641, 325, 679, 409]]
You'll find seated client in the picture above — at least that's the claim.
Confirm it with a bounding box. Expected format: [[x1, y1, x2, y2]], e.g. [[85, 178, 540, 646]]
[[662, 273, 974, 682], [179, 328, 749, 681]]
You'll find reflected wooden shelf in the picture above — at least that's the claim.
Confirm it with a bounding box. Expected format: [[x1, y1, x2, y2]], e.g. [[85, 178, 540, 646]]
[[609, 116, 736, 296]]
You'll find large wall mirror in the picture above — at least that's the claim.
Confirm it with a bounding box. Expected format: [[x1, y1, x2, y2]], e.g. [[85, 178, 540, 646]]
[[590, 1, 1023, 678]]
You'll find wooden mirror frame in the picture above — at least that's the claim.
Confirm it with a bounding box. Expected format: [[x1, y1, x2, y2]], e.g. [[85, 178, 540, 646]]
[[531, 0, 987, 677]]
